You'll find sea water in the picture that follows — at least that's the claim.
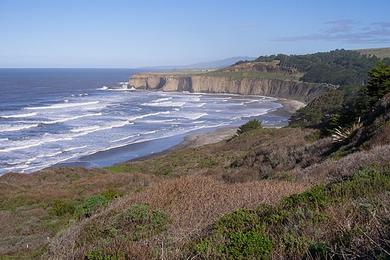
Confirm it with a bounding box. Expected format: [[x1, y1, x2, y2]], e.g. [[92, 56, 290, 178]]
[[0, 69, 287, 174]]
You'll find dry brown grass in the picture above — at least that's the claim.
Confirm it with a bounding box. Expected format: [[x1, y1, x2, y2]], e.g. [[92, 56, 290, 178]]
[[292, 144, 390, 184], [48, 175, 309, 259], [365, 124, 390, 148], [225, 129, 332, 182]]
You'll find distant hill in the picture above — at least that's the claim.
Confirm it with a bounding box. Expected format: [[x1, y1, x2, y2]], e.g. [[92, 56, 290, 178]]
[[138, 56, 256, 71], [182, 56, 256, 69], [357, 47, 390, 58]]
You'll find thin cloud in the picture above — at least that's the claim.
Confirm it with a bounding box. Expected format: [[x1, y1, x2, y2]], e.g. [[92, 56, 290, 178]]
[[324, 19, 355, 33], [274, 20, 390, 44]]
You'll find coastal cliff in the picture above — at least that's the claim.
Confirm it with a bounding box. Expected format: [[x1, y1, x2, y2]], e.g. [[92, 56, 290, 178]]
[[128, 73, 332, 102]]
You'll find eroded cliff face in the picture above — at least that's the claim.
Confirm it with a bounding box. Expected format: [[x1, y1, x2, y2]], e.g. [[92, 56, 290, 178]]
[[128, 73, 331, 102]]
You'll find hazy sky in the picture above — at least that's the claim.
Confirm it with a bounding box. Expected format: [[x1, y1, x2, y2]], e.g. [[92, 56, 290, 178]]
[[1, 0, 390, 68]]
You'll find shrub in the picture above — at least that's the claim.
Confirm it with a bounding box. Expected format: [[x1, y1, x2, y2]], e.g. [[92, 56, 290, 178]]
[[199, 157, 218, 168], [101, 189, 121, 200], [76, 195, 110, 218], [79, 204, 170, 259], [237, 119, 262, 135], [49, 199, 76, 217], [115, 203, 170, 241], [225, 230, 273, 258], [76, 189, 121, 218]]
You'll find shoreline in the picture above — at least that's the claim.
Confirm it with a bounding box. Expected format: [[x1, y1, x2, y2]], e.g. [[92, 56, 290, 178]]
[[176, 98, 305, 149], [6, 97, 304, 174], [111, 97, 304, 164]]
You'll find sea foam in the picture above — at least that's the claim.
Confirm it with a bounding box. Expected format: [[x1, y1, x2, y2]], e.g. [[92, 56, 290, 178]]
[[24, 101, 100, 110], [0, 124, 39, 133], [0, 112, 37, 119]]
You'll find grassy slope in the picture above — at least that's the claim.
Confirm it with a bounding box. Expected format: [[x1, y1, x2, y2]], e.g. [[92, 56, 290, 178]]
[[1, 112, 390, 258], [357, 47, 390, 59], [0, 168, 159, 257], [202, 70, 302, 81], [190, 165, 390, 259], [46, 92, 390, 259], [46, 113, 390, 259]]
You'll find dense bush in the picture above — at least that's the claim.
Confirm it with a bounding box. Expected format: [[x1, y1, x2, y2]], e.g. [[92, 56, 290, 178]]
[[237, 119, 262, 135], [80, 203, 170, 259], [115, 203, 170, 241], [76, 195, 110, 218], [290, 62, 390, 134], [289, 90, 344, 130], [367, 62, 390, 105]]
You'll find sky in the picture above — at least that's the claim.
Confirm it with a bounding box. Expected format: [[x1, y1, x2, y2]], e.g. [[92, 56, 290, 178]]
[[0, 0, 390, 68]]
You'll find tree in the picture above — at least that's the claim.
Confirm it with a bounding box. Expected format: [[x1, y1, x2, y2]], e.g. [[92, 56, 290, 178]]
[[366, 62, 390, 105]]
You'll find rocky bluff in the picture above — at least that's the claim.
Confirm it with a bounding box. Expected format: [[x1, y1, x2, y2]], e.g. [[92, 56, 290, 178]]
[[128, 73, 332, 102]]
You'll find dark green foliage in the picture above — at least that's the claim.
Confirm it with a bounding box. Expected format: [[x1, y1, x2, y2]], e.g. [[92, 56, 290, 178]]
[[281, 185, 329, 210], [290, 63, 390, 132], [190, 166, 390, 259], [338, 62, 390, 127], [224, 230, 273, 258], [289, 90, 344, 130], [237, 119, 262, 135], [76, 195, 110, 218], [256, 49, 379, 86], [194, 209, 273, 258], [76, 189, 121, 218], [367, 62, 390, 105]]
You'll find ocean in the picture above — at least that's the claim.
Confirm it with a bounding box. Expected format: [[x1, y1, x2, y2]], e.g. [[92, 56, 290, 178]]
[[0, 69, 287, 175]]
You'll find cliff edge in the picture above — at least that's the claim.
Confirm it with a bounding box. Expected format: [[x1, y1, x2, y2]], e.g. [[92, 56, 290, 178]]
[[128, 73, 332, 102]]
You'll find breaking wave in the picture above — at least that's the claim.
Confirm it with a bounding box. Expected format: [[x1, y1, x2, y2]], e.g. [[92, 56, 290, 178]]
[[0, 112, 37, 119]]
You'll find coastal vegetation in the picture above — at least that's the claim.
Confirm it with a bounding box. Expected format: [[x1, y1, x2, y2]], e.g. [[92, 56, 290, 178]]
[[290, 61, 390, 134], [0, 49, 390, 258], [203, 70, 301, 81], [190, 165, 390, 259], [206, 49, 390, 86], [236, 119, 262, 135], [255, 49, 390, 86]]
